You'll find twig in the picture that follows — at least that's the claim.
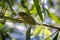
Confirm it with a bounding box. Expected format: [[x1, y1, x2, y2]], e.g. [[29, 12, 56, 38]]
[[43, 24, 60, 30], [45, 30, 58, 40], [0, 15, 60, 30], [0, 15, 23, 23], [37, 23, 60, 30]]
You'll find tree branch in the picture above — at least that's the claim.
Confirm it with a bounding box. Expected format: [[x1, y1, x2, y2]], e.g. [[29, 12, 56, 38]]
[[43, 24, 60, 30], [0, 15, 23, 23], [37, 23, 60, 30], [0, 15, 60, 30]]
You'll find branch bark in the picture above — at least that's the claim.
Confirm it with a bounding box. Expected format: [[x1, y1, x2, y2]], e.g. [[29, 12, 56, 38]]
[[43, 24, 60, 30], [0, 15, 23, 22], [0, 15, 60, 30]]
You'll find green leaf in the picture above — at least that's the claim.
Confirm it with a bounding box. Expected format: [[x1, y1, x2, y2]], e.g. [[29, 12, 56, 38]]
[[6, 0, 13, 11], [45, 8, 51, 17], [0, 0, 6, 7], [0, 30, 5, 40], [6, 0, 16, 6], [50, 13, 60, 24], [30, 5, 37, 14], [45, 9, 60, 24], [26, 27, 32, 40], [33, 25, 42, 36], [33, 0, 43, 21], [42, 2, 46, 15], [0, 38, 2, 40], [5, 0, 16, 17], [4, 11, 12, 17], [20, 0, 29, 13], [44, 27, 51, 38], [49, 0, 53, 7], [0, 23, 4, 30], [53, 31, 59, 40]]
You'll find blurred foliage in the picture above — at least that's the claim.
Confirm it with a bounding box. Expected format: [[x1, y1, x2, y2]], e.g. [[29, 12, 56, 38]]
[[34, 0, 43, 21], [49, 0, 54, 7], [30, 5, 37, 15], [20, 0, 29, 13], [0, 0, 60, 40], [33, 25, 51, 40], [0, 23, 4, 30], [50, 13, 60, 24], [4, 11, 12, 17], [46, 9, 60, 24], [26, 27, 32, 40], [53, 31, 59, 40]]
